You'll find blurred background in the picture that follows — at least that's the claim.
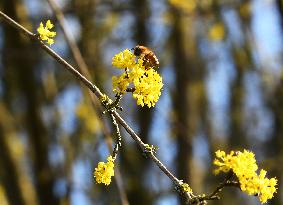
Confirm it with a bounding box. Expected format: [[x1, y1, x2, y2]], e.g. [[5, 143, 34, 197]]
[[0, 0, 282, 204]]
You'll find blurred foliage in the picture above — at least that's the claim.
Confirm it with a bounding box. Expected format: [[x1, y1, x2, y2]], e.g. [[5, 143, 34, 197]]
[[208, 22, 225, 41], [0, 0, 282, 205]]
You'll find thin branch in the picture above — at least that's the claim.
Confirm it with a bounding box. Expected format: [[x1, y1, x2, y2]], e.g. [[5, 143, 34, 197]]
[[0, 10, 193, 203], [190, 172, 239, 204], [109, 113, 122, 159], [0, 11, 103, 98], [46, 0, 91, 79], [202, 181, 239, 201], [45, 0, 129, 204]]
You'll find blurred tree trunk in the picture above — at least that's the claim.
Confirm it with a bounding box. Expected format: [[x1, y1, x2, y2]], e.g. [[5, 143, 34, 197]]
[[19, 55, 58, 205], [171, 8, 206, 204], [228, 67, 245, 148], [276, 0, 283, 29], [267, 80, 283, 205], [171, 13, 192, 202], [172, 11, 193, 204], [121, 1, 153, 204], [2, 1, 59, 205], [72, 0, 105, 87], [228, 5, 253, 148], [133, 0, 152, 154], [0, 107, 26, 205], [270, 3, 283, 205]]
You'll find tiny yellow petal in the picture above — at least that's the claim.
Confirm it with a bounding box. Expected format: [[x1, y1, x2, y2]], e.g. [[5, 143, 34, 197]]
[[47, 39, 54, 45], [46, 20, 54, 29], [37, 20, 56, 45], [94, 156, 115, 186]]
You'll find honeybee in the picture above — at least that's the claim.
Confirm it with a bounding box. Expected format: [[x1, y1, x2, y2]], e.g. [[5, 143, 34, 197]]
[[133, 45, 159, 69]]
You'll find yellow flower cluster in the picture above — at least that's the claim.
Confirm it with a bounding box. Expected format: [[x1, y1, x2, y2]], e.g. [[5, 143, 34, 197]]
[[112, 49, 136, 69], [213, 150, 277, 203], [94, 156, 115, 185], [180, 182, 193, 193], [37, 20, 56, 45], [112, 49, 163, 108]]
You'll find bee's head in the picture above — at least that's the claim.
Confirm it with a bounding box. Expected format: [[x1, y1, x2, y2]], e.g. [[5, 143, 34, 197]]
[[132, 45, 144, 56]]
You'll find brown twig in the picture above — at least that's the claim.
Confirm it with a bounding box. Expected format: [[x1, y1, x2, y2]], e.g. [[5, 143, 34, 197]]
[[44, 0, 129, 204], [201, 180, 239, 201], [190, 172, 239, 204], [0, 10, 193, 203], [0, 12, 103, 98]]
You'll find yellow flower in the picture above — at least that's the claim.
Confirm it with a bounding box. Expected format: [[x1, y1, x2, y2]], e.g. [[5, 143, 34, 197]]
[[132, 68, 163, 107], [94, 156, 115, 185], [37, 20, 56, 45], [112, 49, 163, 107], [112, 49, 136, 69], [112, 72, 132, 94], [180, 183, 193, 193], [213, 150, 277, 203], [257, 170, 278, 203]]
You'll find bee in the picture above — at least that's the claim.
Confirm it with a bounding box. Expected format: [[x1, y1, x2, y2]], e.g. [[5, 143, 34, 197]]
[[133, 45, 159, 69]]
